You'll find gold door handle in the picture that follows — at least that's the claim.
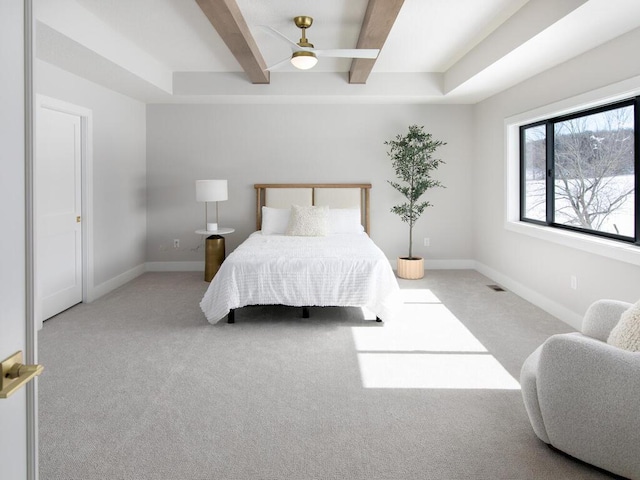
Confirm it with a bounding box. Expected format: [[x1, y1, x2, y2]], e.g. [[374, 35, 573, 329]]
[[0, 351, 44, 399]]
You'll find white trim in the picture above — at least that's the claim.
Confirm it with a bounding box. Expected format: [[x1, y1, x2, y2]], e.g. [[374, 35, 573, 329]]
[[89, 264, 145, 301], [145, 261, 204, 272], [148, 259, 476, 274], [389, 258, 476, 270], [82, 113, 94, 306], [24, 2, 38, 479], [474, 261, 583, 330], [505, 75, 640, 128], [424, 259, 476, 270], [504, 74, 640, 267], [504, 221, 640, 266]]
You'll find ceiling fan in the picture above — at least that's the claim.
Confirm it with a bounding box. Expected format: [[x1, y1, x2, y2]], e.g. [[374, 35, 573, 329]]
[[261, 16, 380, 71]]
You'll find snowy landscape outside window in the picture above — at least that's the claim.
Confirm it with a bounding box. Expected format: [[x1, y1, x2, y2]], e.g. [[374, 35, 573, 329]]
[[520, 98, 639, 245]]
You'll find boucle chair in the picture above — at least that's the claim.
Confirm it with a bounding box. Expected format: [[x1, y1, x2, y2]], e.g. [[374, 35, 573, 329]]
[[520, 299, 640, 479]]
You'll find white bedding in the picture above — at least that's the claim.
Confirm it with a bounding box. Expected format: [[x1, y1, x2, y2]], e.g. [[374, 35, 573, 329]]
[[200, 232, 400, 324]]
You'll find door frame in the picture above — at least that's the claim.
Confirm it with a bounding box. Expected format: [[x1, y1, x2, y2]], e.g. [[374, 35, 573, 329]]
[[24, 2, 37, 478], [34, 95, 94, 327]]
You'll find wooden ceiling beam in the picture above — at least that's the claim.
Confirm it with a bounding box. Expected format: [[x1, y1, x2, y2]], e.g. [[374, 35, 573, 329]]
[[196, 0, 269, 84], [349, 0, 405, 84]]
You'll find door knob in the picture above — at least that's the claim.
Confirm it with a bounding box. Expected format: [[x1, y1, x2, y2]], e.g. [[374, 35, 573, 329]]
[[0, 351, 43, 399]]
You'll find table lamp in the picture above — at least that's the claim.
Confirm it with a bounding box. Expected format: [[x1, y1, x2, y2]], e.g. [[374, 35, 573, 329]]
[[196, 179, 228, 231]]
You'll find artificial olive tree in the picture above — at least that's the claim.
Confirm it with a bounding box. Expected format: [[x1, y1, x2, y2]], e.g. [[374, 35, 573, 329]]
[[386, 125, 446, 259]]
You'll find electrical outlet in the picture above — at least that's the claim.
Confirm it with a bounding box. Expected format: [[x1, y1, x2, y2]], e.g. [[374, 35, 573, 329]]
[[173, 239, 180, 248], [570, 275, 577, 290], [423, 237, 430, 247]]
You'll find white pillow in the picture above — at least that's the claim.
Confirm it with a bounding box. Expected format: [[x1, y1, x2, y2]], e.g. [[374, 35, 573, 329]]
[[608, 300, 640, 352], [328, 208, 364, 234], [285, 205, 328, 236], [261, 207, 290, 235]]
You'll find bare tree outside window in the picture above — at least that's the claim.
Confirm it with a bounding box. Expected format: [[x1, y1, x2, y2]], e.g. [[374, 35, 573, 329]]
[[554, 106, 634, 236], [522, 125, 546, 222]]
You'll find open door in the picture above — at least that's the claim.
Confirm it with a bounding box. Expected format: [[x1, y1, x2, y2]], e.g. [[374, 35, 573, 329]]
[[0, 1, 39, 479]]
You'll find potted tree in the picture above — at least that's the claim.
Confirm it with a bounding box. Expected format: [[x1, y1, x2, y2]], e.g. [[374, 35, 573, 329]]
[[385, 125, 446, 279]]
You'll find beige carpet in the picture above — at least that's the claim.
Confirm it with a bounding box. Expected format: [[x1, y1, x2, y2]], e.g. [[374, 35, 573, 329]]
[[38, 270, 620, 479]]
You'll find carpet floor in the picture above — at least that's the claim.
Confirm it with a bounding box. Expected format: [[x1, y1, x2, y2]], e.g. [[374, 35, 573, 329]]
[[38, 270, 621, 480]]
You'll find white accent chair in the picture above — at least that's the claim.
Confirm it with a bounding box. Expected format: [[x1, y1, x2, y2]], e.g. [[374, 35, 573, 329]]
[[520, 299, 640, 479]]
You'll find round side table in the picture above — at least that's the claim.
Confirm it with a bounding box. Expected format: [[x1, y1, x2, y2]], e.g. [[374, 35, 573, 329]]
[[195, 228, 235, 282]]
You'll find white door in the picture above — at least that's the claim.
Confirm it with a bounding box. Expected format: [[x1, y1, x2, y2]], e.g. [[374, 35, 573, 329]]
[[0, 1, 36, 479], [36, 103, 83, 321]]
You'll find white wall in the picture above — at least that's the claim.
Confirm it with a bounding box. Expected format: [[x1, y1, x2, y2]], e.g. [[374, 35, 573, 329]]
[[35, 60, 147, 292], [38, 21, 640, 330], [473, 27, 640, 327], [145, 103, 474, 266]]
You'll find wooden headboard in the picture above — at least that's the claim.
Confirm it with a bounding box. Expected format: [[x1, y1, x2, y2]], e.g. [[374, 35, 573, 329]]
[[254, 183, 372, 234]]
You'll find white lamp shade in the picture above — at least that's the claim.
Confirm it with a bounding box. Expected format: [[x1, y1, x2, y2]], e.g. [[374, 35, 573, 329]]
[[196, 180, 228, 202]]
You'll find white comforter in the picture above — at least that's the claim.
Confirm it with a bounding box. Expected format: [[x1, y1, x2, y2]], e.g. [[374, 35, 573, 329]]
[[200, 232, 400, 324]]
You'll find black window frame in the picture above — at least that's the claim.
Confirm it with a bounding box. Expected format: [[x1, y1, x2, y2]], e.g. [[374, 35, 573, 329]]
[[519, 97, 640, 247]]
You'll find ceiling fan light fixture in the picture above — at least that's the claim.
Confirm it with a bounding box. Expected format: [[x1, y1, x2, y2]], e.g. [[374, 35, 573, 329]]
[[291, 51, 318, 70], [262, 15, 379, 72]]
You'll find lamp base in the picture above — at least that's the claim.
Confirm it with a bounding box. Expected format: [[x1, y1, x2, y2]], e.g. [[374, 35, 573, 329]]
[[207, 222, 218, 232], [204, 235, 225, 282]]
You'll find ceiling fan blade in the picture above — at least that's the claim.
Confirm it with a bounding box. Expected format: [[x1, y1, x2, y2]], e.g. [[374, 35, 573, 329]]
[[314, 49, 380, 59], [259, 25, 302, 51], [266, 57, 293, 71]]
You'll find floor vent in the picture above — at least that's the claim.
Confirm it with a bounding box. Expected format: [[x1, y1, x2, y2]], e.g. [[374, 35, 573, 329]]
[[487, 284, 506, 292]]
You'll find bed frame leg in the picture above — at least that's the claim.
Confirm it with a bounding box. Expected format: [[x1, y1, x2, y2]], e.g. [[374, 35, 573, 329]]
[[228, 309, 235, 324], [376, 317, 382, 322], [302, 307, 310, 318]]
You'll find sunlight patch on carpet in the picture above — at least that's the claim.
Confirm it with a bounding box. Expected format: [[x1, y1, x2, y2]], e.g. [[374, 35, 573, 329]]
[[356, 353, 520, 389], [352, 289, 521, 390], [398, 288, 442, 303], [355, 304, 487, 352]]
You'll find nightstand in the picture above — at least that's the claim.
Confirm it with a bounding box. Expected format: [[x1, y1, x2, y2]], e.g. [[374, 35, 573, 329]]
[[195, 228, 235, 282]]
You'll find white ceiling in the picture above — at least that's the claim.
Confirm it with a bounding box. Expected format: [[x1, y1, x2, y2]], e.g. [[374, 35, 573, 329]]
[[34, 0, 640, 104]]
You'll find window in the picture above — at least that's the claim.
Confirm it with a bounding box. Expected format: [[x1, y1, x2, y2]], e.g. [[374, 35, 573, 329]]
[[520, 98, 639, 245]]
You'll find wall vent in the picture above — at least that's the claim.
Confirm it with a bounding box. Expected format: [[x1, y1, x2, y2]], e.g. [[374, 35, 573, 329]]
[[487, 284, 506, 292]]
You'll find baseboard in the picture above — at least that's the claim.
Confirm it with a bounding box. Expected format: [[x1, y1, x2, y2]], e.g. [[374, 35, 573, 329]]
[[474, 261, 583, 330], [145, 261, 204, 272], [88, 264, 145, 302], [389, 258, 476, 270], [426, 259, 476, 269], [96, 260, 581, 329]]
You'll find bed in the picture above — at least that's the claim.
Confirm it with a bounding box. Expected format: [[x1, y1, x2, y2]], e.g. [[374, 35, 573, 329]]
[[199, 183, 400, 324]]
